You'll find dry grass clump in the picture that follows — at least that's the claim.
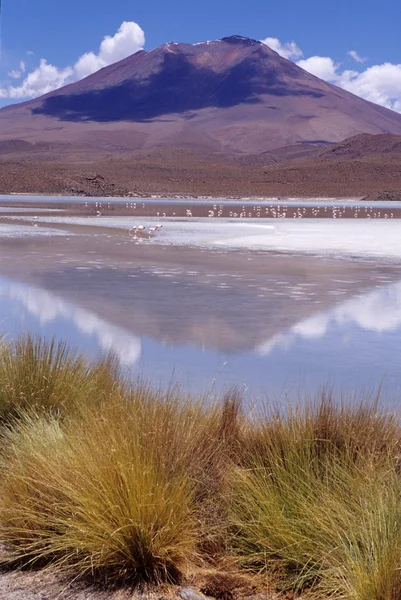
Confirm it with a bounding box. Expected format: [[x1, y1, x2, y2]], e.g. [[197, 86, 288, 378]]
[[230, 397, 401, 598], [242, 392, 401, 467], [0, 386, 240, 585], [0, 335, 121, 419]]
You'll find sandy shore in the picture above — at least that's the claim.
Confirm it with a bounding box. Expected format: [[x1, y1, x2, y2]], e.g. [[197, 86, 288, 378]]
[[0, 569, 276, 600], [0, 570, 135, 600]]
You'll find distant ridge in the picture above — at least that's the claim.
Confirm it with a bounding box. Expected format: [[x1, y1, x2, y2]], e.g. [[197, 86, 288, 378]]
[[0, 35, 401, 155]]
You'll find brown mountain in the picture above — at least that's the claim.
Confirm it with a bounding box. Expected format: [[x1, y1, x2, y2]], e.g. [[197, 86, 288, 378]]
[[317, 133, 401, 160], [1, 35, 401, 156]]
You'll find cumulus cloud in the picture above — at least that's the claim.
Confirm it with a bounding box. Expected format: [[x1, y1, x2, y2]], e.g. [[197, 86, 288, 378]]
[[347, 50, 367, 64], [74, 21, 145, 79], [0, 21, 145, 100], [338, 64, 401, 113], [1, 60, 73, 99], [263, 35, 401, 113], [297, 56, 340, 81], [7, 61, 26, 80], [261, 37, 303, 60], [8, 69, 21, 79], [300, 56, 401, 113], [298, 60, 401, 113]]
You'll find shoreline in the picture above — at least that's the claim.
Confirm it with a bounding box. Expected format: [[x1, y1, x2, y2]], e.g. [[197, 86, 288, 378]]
[[5, 191, 365, 201], [2, 194, 401, 220]]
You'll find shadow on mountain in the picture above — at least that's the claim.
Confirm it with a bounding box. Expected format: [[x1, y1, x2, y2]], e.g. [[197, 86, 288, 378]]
[[32, 54, 325, 123]]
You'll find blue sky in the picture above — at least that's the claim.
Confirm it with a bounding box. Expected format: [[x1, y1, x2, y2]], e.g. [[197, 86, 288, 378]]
[[1, 0, 401, 110]]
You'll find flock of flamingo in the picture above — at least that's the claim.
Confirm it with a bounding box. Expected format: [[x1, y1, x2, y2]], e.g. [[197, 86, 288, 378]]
[[128, 224, 163, 240]]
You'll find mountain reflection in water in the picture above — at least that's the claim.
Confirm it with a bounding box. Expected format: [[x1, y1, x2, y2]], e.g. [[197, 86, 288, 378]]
[[258, 280, 401, 355], [1, 276, 401, 399], [0, 278, 141, 367]]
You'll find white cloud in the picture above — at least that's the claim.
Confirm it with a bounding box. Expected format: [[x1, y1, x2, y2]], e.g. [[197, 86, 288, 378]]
[[261, 37, 303, 60], [296, 58, 401, 113], [7, 61, 26, 80], [1, 59, 73, 99], [74, 21, 145, 79], [8, 69, 22, 79], [263, 35, 401, 113], [347, 50, 366, 64], [297, 56, 340, 81], [338, 64, 401, 113], [0, 21, 145, 100]]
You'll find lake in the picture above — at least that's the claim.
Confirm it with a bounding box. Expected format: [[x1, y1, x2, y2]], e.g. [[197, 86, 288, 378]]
[[1, 196, 401, 404]]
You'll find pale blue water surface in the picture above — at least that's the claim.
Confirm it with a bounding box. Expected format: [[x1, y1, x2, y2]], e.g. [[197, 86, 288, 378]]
[[1, 199, 401, 405]]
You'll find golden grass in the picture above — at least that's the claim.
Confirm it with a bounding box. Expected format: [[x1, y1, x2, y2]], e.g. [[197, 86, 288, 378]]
[[0, 336, 401, 598], [0, 334, 121, 419], [0, 379, 241, 585], [229, 398, 401, 598]]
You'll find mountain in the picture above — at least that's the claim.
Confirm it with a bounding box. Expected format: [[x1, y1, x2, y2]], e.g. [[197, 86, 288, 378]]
[[1, 35, 401, 155], [316, 133, 401, 160]]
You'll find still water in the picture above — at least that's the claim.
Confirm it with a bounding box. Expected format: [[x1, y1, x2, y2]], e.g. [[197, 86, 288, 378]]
[[2, 194, 401, 219], [1, 199, 401, 403], [1, 267, 401, 401]]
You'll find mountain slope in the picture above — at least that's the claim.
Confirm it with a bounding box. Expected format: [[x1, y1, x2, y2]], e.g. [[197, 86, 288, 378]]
[[317, 133, 401, 160], [1, 35, 401, 154]]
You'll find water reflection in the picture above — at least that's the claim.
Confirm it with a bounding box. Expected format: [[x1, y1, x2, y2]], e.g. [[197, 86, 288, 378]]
[[258, 280, 401, 355], [1, 274, 401, 398], [0, 278, 141, 367], [0, 223, 68, 238]]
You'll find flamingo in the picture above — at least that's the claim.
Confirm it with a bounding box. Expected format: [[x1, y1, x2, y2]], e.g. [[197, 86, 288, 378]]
[[129, 224, 163, 241]]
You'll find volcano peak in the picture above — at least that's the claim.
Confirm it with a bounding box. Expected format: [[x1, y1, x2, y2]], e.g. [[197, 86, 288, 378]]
[[1, 35, 401, 155], [219, 35, 262, 46]]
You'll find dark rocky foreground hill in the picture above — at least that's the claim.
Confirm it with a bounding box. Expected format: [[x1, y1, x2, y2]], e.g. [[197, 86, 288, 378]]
[[1, 135, 401, 198]]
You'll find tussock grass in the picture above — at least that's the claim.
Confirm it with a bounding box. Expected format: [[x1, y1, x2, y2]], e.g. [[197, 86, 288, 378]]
[[0, 385, 240, 585], [242, 392, 401, 467], [0, 336, 401, 598], [230, 398, 401, 598], [0, 335, 121, 419]]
